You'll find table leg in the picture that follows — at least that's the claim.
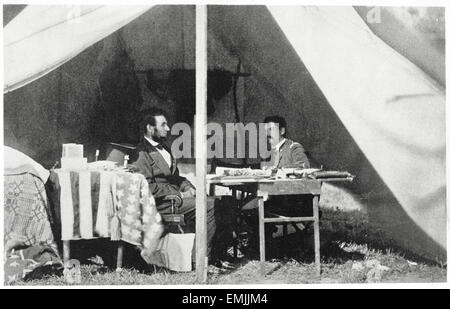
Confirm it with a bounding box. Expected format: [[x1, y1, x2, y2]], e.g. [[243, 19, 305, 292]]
[[116, 241, 124, 271], [63, 240, 70, 264], [258, 196, 265, 276], [233, 189, 238, 259], [313, 195, 320, 276]]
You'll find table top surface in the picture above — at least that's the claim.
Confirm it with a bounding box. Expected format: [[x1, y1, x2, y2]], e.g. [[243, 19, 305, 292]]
[[206, 174, 352, 185], [208, 176, 308, 183]]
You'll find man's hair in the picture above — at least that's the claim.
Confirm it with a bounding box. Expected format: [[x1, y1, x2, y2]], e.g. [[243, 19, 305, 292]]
[[140, 107, 167, 132], [263, 115, 287, 136]]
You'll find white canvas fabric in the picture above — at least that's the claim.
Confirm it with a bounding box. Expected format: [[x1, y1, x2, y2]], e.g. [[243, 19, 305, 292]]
[[4, 5, 151, 92], [268, 6, 446, 250], [141, 233, 196, 272], [4, 146, 50, 182]]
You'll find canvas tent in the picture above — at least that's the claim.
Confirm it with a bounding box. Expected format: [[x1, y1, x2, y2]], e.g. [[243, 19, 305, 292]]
[[3, 5, 446, 263]]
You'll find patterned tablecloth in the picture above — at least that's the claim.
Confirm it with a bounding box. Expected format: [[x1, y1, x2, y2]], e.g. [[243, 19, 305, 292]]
[[51, 170, 164, 258]]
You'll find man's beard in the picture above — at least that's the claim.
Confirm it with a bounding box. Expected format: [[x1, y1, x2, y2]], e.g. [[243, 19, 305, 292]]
[[267, 136, 278, 149], [151, 131, 167, 143]]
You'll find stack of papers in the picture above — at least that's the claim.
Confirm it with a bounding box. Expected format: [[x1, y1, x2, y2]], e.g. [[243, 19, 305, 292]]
[[215, 167, 271, 177], [61, 143, 87, 170], [86, 161, 118, 171]]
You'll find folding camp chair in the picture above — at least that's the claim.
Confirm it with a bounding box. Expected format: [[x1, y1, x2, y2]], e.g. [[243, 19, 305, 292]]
[[161, 195, 186, 234]]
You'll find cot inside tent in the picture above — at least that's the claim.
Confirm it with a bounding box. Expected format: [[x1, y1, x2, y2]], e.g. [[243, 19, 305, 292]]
[[3, 5, 446, 262]]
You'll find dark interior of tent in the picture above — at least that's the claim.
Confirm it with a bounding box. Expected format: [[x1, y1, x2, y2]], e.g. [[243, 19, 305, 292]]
[[3, 5, 446, 263]]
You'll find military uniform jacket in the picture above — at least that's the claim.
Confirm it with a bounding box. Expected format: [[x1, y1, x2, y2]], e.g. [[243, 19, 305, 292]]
[[263, 138, 310, 169]]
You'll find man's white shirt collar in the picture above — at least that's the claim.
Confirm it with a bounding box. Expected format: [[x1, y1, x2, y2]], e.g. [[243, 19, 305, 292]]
[[273, 138, 286, 151], [145, 136, 160, 147], [144, 136, 172, 167]]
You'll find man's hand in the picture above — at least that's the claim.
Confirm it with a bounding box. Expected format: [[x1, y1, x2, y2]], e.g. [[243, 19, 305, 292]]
[[181, 187, 196, 198]]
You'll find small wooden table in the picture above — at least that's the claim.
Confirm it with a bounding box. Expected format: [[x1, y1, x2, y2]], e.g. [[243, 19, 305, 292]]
[[207, 176, 323, 276]]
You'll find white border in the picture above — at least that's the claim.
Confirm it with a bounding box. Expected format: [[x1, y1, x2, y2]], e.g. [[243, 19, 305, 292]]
[[0, 0, 448, 289]]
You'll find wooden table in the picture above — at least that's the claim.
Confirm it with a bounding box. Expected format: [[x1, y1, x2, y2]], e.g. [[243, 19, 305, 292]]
[[208, 175, 354, 276], [208, 176, 323, 275]]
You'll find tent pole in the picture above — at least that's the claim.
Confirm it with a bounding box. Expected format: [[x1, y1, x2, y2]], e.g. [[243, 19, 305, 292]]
[[195, 4, 208, 283]]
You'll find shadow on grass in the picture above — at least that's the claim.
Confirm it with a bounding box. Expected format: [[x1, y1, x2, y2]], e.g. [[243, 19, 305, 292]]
[[59, 239, 188, 277], [54, 207, 442, 279], [320, 208, 444, 266], [228, 206, 442, 270], [264, 229, 365, 265], [227, 221, 366, 269], [56, 239, 149, 272]]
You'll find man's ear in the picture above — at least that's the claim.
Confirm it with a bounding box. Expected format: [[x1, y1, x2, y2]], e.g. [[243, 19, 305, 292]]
[[146, 124, 153, 134], [280, 127, 286, 137]]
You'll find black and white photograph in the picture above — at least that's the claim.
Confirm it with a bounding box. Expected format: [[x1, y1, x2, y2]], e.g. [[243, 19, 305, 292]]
[[1, 1, 447, 287]]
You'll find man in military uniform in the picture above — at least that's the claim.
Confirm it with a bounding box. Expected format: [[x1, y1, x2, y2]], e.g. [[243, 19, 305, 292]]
[[237, 116, 313, 258], [261, 115, 310, 170], [241, 115, 311, 211]]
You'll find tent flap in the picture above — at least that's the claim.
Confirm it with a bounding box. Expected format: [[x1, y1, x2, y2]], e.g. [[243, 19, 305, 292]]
[[4, 5, 152, 92], [268, 6, 446, 251]]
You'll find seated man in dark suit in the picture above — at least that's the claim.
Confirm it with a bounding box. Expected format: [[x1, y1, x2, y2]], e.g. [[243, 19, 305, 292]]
[[130, 107, 233, 267]]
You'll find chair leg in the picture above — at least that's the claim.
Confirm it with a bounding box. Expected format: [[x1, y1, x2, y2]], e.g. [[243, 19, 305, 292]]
[[116, 241, 124, 271]]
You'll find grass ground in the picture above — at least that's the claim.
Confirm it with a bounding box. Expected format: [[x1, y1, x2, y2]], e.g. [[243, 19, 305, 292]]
[[13, 205, 446, 286]]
